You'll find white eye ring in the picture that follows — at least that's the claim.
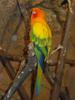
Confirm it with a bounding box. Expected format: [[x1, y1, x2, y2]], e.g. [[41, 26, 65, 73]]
[[32, 11, 36, 14]]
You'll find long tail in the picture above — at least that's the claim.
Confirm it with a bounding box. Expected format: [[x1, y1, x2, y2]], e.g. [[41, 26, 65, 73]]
[[35, 64, 43, 96], [34, 44, 47, 96]]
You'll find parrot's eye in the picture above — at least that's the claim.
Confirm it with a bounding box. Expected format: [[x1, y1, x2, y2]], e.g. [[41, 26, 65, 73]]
[[32, 11, 37, 17], [32, 11, 37, 15]]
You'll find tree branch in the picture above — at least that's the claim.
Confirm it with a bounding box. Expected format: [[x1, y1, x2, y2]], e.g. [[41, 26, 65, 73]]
[[0, 56, 30, 100], [2, 56, 36, 100], [50, 2, 74, 100]]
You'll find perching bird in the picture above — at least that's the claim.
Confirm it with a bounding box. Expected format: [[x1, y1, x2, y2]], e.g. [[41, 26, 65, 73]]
[[30, 8, 52, 96]]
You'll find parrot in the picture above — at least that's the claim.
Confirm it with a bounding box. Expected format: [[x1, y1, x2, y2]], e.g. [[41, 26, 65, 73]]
[[30, 8, 52, 96]]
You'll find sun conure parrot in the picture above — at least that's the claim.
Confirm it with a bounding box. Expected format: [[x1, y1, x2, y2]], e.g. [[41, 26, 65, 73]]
[[30, 8, 52, 96]]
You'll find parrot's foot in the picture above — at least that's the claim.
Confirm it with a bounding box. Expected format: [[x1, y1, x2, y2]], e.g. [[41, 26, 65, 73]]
[[28, 43, 35, 56], [34, 62, 37, 68], [51, 44, 63, 55]]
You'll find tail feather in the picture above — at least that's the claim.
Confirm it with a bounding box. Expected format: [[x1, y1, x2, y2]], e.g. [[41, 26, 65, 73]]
[[35, 64, 42, 96], [34, 44, 47, 96]]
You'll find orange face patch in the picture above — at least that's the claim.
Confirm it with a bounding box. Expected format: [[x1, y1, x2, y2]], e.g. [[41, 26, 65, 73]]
[[31, 8, 45, 21]]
